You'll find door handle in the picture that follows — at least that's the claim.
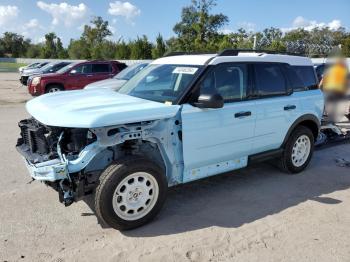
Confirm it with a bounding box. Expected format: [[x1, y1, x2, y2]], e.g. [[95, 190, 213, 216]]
[[235, 111, 252, 118], [87, 74, 93, 77], [284, 105, 296, 111]]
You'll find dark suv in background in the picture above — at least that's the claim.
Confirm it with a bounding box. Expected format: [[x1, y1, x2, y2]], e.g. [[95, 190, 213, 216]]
[[28, 60, 127, 95]]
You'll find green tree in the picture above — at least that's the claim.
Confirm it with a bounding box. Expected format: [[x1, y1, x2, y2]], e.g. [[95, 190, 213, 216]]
[[130, 36, 153, 59], [82, 16, 112, 46], [173, 0, 228, 51], [152, 34, 167, 58], [56, 38, 68, 58], [0, 32, 28, 57], [41, 32, 57, 58], [26, 44, 42, 58], [342, 37, 350, 57], [91, 41, 116, 59], [115, 41, 131, 59], [67, 39, 90, 59]]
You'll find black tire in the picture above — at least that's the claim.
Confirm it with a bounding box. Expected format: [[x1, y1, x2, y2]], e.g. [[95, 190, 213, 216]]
[[46, 85, 63, 93], [95, 156, 167, 230], [280, 126, 315, 174]]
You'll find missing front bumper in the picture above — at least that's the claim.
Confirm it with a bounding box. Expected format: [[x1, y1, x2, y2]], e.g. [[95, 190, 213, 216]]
[[23, 158, 69, 182]]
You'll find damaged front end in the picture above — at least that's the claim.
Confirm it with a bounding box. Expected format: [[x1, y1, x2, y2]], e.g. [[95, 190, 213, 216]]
[[16, 118, 101, 206]]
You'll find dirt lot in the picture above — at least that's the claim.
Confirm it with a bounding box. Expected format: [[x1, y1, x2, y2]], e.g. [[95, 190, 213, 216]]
[[1, 72, 350, 262]]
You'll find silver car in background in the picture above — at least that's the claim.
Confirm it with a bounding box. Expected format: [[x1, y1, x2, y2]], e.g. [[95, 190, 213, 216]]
[[84, 62, 150, 91]]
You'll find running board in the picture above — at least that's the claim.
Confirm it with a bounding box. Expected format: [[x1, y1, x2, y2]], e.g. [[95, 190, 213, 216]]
[[248, 148, 284, 164]]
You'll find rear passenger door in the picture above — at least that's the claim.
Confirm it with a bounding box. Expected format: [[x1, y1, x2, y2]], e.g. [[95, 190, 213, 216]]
[[251, 63, 299, 154]]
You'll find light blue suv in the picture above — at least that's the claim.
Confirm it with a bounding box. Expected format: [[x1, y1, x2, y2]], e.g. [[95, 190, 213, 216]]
[[16, 50, 324, 230]]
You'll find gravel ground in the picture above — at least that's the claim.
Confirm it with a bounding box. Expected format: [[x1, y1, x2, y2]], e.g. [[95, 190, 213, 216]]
[[1, 73, 350, 262]]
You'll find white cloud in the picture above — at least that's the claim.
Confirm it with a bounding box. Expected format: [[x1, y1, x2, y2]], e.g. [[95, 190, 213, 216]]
[[108, 25, 116, 34], [0, 5, 19, 26], [108, 1, 141, 21], [283, 16, 343, 32], [220, 29, 233, 35], [237, 22, 256, 32], [23, 19, 41, 30], [37, 1, 88, 27], [32, 36, 46, 44]]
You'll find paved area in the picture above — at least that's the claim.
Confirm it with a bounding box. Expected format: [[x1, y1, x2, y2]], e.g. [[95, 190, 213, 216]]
[[1, 73, 350, 262]]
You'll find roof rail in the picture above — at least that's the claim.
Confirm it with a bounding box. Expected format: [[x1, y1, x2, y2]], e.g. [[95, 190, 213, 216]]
[[218, 49, 304, 57], [163, 51, 216, 57]]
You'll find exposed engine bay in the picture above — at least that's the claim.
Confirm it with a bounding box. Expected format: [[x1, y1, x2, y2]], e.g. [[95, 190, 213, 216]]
[[16, 118, 95, 164], [15, 117, 175, 206]]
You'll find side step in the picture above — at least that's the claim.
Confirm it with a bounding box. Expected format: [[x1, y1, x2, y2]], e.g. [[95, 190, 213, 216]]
[[248, 148, 284, 164]]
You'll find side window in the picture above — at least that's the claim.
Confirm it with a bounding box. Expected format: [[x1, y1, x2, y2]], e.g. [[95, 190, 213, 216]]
[[292, 66, 318, 90], [92, 63, 110, 73], [254, 64, 286, 96], [116, 63, 127, 72], [284, 65, 305, 92], [199, 63, 248, 102], [74, 64, 92, 74]]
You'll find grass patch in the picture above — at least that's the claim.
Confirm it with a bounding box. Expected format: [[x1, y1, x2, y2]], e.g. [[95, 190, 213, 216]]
[[0, 62, 28, 72], [0, 62, 27, 70]]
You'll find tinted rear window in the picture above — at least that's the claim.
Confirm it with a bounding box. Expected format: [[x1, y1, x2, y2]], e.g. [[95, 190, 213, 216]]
[[284, 65, 305, 92], [254, 64, 286, 96], [292, 66, 318, 90], [92, 63, 110, 73]]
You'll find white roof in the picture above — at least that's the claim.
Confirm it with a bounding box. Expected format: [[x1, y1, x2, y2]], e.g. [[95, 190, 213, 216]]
[[152, 52, 313, 67], [152, 54, 216, 66]]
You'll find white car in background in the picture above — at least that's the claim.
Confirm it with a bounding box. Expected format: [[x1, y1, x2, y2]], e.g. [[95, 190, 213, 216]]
[[84, 62, 150, 91], [18, 62, 41, 73]]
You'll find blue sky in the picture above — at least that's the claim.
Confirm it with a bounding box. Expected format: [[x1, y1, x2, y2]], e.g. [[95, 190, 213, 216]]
[[0, 0, 349, 46]]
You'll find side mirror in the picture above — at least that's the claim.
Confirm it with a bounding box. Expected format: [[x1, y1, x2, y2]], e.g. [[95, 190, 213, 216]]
[[194, 93, 224, 109]]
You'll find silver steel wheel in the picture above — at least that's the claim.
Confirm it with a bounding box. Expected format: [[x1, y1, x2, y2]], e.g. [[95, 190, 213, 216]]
[[48, 87, 61, 92], [112, 172, 159, 221], [291, 135, 311, 167]]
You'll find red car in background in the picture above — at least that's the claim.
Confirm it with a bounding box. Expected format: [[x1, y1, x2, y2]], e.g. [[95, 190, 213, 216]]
[[28, 60, 127, 96]]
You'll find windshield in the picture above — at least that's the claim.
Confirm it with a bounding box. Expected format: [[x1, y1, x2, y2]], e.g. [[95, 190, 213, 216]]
[[28, 63, 40, 68], [114, 63, 149, 80], [56, 62, 79, 74], [42, 62, 71, 74], [118, 64, 202, 103], [40, 63, 54, 72]]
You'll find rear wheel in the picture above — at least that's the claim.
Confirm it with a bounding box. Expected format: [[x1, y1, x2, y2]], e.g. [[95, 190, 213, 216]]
[[280, 126, 315, 174], [94, 157, 167, 230], [46, 85, 63, 93]]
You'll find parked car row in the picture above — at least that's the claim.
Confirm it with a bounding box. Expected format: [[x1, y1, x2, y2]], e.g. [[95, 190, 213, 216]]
[[21, 61, 71, 85], [23, 60, 128, 95], [19, 62, 43, 73]]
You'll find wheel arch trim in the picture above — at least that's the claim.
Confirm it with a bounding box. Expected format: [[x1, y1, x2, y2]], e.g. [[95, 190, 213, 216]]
[[282, 114, 320, 145]]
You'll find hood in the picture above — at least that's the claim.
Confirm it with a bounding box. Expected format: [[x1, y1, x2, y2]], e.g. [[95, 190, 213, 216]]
[[22, 68, 42, 75], [84, 78, 127, 90], [26, 89, 180, 128]]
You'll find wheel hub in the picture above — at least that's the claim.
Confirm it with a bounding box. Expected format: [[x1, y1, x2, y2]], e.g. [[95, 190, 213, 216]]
[[112, 172, 159, 221], [291, 135, 311, 167]]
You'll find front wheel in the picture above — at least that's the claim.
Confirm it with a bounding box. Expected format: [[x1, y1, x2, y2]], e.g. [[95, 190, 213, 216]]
[[46, 85, 63, 93], [94, 157, 167, 230], [280, 126, 315, 174]]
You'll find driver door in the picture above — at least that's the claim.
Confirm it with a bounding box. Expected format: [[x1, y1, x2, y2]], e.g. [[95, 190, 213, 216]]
[[181, 63, 256, 183]]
